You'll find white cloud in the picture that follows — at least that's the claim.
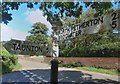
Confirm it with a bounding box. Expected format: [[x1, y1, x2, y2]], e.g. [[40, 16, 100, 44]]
[[24, 9, 53, 35], [1, 24, 29, 41]]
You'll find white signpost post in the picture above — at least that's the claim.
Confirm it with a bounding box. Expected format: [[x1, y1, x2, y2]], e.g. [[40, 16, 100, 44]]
[[52, 42, 59, 57], [52, 33, 59, 57]]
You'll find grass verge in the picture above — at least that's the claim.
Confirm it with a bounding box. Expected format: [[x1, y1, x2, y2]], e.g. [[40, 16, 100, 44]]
[[59, 64, 119, 75], [13, 63, 22, 71], [76, 67, 119, 75]]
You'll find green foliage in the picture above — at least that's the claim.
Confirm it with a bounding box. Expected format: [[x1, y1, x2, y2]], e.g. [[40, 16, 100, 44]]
[[0, 45, 18, 74], [2, 2, 116, 24], [60, 32, 120, 57], [59, 63, 119, 75], [29, 22, 48, 35], [91, 42, 120, 50], [1, 47, 13, 57], [26, 34, 48, 44], [25, 22, 49, 56], [59, 62, 83, 68], [26, 22, 48, 44], [1, 2, 23, 24], [60, 48, 71, 57]]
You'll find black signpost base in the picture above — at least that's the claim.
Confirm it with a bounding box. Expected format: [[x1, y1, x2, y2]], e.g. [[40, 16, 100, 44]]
[[50, 58, 58, 84]]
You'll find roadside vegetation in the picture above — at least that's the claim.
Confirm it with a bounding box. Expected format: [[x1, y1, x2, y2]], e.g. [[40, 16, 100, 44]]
[[59, 32, 120, 57], [0, 44, 21, 75], [59, 63, 119, 75], [59, 9, 120, 57]]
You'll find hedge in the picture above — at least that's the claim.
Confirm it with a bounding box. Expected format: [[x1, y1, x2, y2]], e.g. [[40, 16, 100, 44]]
[[60, 42, 120, 57]]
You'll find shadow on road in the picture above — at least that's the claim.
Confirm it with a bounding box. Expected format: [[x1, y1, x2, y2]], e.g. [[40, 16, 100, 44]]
[[1, 69, 119, 84]]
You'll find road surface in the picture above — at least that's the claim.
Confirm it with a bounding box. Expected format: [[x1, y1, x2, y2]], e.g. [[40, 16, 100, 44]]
[[0, 57, 119, 84]]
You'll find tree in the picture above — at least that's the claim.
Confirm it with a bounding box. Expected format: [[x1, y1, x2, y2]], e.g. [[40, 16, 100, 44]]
[[58, 7, 120, 57], [26, 22, 48, 44], [1, 1, 116, 24]]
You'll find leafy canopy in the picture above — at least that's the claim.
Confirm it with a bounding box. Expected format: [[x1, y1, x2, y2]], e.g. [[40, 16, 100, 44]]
[[1, 1, 116, 24], [26, 22, 48, 44]]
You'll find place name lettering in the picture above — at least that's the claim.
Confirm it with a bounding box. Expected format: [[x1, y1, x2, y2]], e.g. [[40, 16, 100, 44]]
[[57, 10, 119, 41], [10, 39, 49, 53], [12, 43, 44, 52]]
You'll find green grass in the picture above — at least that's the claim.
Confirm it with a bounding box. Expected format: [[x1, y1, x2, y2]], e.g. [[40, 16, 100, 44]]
[[59, 64, 119, 75], [76, 67, 119, 75]]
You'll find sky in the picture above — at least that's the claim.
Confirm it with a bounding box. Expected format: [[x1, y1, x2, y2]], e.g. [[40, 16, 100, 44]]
[[1, 3, 53, 41], [1, 2, 119, 41]]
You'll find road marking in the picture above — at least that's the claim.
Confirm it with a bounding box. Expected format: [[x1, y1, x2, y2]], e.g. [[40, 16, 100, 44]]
[[20, 70, 48, 83], [31, 74, 37, 77], [42, 79, 48, 82], [32, 74, 37, 77], [29, 78, 34, 81], [26, 70, 30, 73], [25, 75, 30, 78], [72, 81, 76, 82], [29, 72, 34, 75], [20, 71, 26, 75], [37, 77, 42, 80], [37, 77, 48, 82], [38, 81, 42, 83]]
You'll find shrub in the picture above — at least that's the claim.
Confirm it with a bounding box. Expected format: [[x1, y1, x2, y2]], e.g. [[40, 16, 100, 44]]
[[59, 48, 71, 57], [60, 42, 120, 57], [59, 62, 83, 68], [67, 48, 80, 57], [0, 46, 18, 74], [59, 32, 120, 57], [89, 42, 120, 57]]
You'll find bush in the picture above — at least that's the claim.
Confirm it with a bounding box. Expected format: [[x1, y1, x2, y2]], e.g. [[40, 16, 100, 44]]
[[67, 48, 80, 57], [59, 62, 83, 68], [59, 32, 120, 57], [59, 48, 71, 57], [60, 42, 120, 57], [89, 42, 120, 57], [0, 46, 18, 74]]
